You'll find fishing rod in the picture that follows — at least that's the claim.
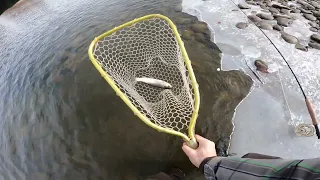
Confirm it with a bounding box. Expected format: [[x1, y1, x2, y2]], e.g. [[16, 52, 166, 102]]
[[229, 0, 320, 139]]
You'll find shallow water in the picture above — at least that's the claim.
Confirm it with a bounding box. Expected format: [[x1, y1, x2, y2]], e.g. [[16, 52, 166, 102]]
[[0, 0, 252, 179]]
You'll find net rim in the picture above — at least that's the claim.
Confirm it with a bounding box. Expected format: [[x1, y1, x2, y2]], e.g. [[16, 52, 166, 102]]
[[88, 14, 200, 144]]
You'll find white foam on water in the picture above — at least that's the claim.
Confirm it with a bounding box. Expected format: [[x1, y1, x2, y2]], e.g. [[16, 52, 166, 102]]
[[182, 0, 320, 158]]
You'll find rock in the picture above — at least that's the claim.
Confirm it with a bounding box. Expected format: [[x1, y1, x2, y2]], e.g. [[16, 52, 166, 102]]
[[310, 27, 318, 32], [182, 30, 194, 40], [260, 4, 268, 9], [232, 9, 239, 11], [191, 23, 208, 34], [290, 14, 299, 20], [246, 1, 257, 5], [310, 2, 320, 9], [176, 18, 193, 25], [295, 43, 308, 51], [272, 3, 291, 10], [281, 32, 298, 44], [297, 0, 315, 10], [304, 14, 317, 21], [276, 17, 293, 27], [273, 24, 284, 31], [280, 9, 291, 14], [254, 60, 269, 73], [248, 14, 262, 22], [261, 9, 270, 13], [300, 8, 313, 14], [194, 33, 206, 42], [310, 34, 320, 43], [273, 14, 292, 19], [293, 9, 301, 13], [313, 11, 320, 17], [257, 13, 274, 20], [308, 21, 318, 27], [236, 22, 249, 29], [269, 7, 280, 14], [251, 11, 257, 14], [238, 2, 251, 9], [309, 42, 320, 50], [174, 4, 183, 12], [257, 21, 273, 30]]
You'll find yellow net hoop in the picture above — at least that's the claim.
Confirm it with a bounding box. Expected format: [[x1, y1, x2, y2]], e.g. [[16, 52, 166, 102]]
[[88, 14, 200, 148]]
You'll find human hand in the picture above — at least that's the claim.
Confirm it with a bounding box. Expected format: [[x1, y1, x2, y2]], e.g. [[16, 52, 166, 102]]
[[182, 134, 217, 168]]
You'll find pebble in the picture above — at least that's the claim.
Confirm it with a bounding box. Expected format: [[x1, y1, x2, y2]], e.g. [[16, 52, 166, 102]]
[[238, 2, 251, 9], [281, 9, 291, 14], [273, 14, 292, 19], [254, 60, 269, 73], [313, 11, 320, 17], [236, 22, 249, 29], [309, 42, 320, 50], [281, 32, 298, 44], [311, 34, 320, 43], [308, 21, 318, 27], [300, 8, 313, 14], [293, 9, 301, 13], [262, 9, 270, 13], [269, 7, 280, 14], [276, 17, 293, 27], [273, 24, 284, 31], [257, 13, 274, 20], [191, 23, 208, 34], [310, 27, 318, 32], [295, 43, 308, 51], [246, 1, 257, 5], [297, 0, 315, 10], [272, 3, 291, 10], [257, 21, 273, 30], [310, 2, 320, 9], [304, 14, 317, 21], [182, 30, 194, 40], [248, 14, 262, 22], [194, 33, 206, 42], [260, 4, 268, 9]]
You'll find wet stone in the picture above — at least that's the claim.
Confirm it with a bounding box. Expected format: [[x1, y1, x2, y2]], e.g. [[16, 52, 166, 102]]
[[281, 32, 298, 44], [269, 7, 280, 14], [313, 11, 320, 17], [182, 30, 194, 40], [280, 9, 291, 14], [308, 21, 318, 27], [309, 42, 320, 50], [254, 60, 269, 73], [191, 23, 208, 34], [310, 27, 318, 32], [194, 33, 206, 42], [238, 2, 251, 9], [257, 13, 274, 20], [276, 17, 293, 27], [310, 2, 320, 9], [246, 1, 258, 5], [311, 34, 320, 43], [273, 13, 292, 19], [257, 21, 273, 30], [236, 22, 249, 29], [272, 3, 291, 10], [295, 43, 308, 51], [304, 14, 317, 21], [248, 14, 262, 22], [293, 9, 301, 13], [300, 8, 313, 14], [273, 24, 284, 31]]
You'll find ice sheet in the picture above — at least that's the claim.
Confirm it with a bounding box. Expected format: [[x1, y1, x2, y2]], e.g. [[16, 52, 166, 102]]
[[182, 0, 320, 158]]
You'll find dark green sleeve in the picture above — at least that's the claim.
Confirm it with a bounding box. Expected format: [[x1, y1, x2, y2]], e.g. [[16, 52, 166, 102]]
[[203, 157, 320, 179]]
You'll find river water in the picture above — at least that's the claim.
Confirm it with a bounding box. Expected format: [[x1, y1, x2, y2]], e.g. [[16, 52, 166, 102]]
[[0, 0, 253, 179]]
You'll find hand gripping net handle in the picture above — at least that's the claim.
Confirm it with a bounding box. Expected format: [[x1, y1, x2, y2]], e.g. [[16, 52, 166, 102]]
[[88, 14, 200, 149]]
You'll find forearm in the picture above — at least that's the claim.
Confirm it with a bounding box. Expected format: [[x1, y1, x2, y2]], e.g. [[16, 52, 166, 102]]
[[203, 156, 320, 179]]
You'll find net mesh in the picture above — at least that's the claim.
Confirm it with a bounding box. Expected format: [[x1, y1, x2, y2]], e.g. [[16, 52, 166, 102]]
[[93, 17, 195, 133]]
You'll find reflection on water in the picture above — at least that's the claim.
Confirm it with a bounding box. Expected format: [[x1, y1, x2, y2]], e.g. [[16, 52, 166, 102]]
[[0, 0, 251, 179]]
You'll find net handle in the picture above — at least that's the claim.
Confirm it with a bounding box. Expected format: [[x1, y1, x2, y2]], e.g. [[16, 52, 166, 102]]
[[88, 14, 200, 148]]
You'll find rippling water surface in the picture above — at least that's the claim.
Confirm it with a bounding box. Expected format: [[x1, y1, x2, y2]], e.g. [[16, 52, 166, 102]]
[[0, 0, 252, 179]]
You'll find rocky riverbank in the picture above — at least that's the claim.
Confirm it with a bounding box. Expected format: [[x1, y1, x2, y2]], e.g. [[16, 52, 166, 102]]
[[237, 0, 320, 50]]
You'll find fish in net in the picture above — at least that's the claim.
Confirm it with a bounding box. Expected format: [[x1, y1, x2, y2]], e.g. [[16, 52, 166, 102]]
[[88, 14, 200, 148]]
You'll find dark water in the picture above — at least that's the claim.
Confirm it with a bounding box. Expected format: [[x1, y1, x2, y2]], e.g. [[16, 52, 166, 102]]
[[0, 0, 252, 179]]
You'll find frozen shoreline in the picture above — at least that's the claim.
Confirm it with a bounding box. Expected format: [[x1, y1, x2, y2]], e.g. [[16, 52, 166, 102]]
[[182, 0, 320, 159]]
